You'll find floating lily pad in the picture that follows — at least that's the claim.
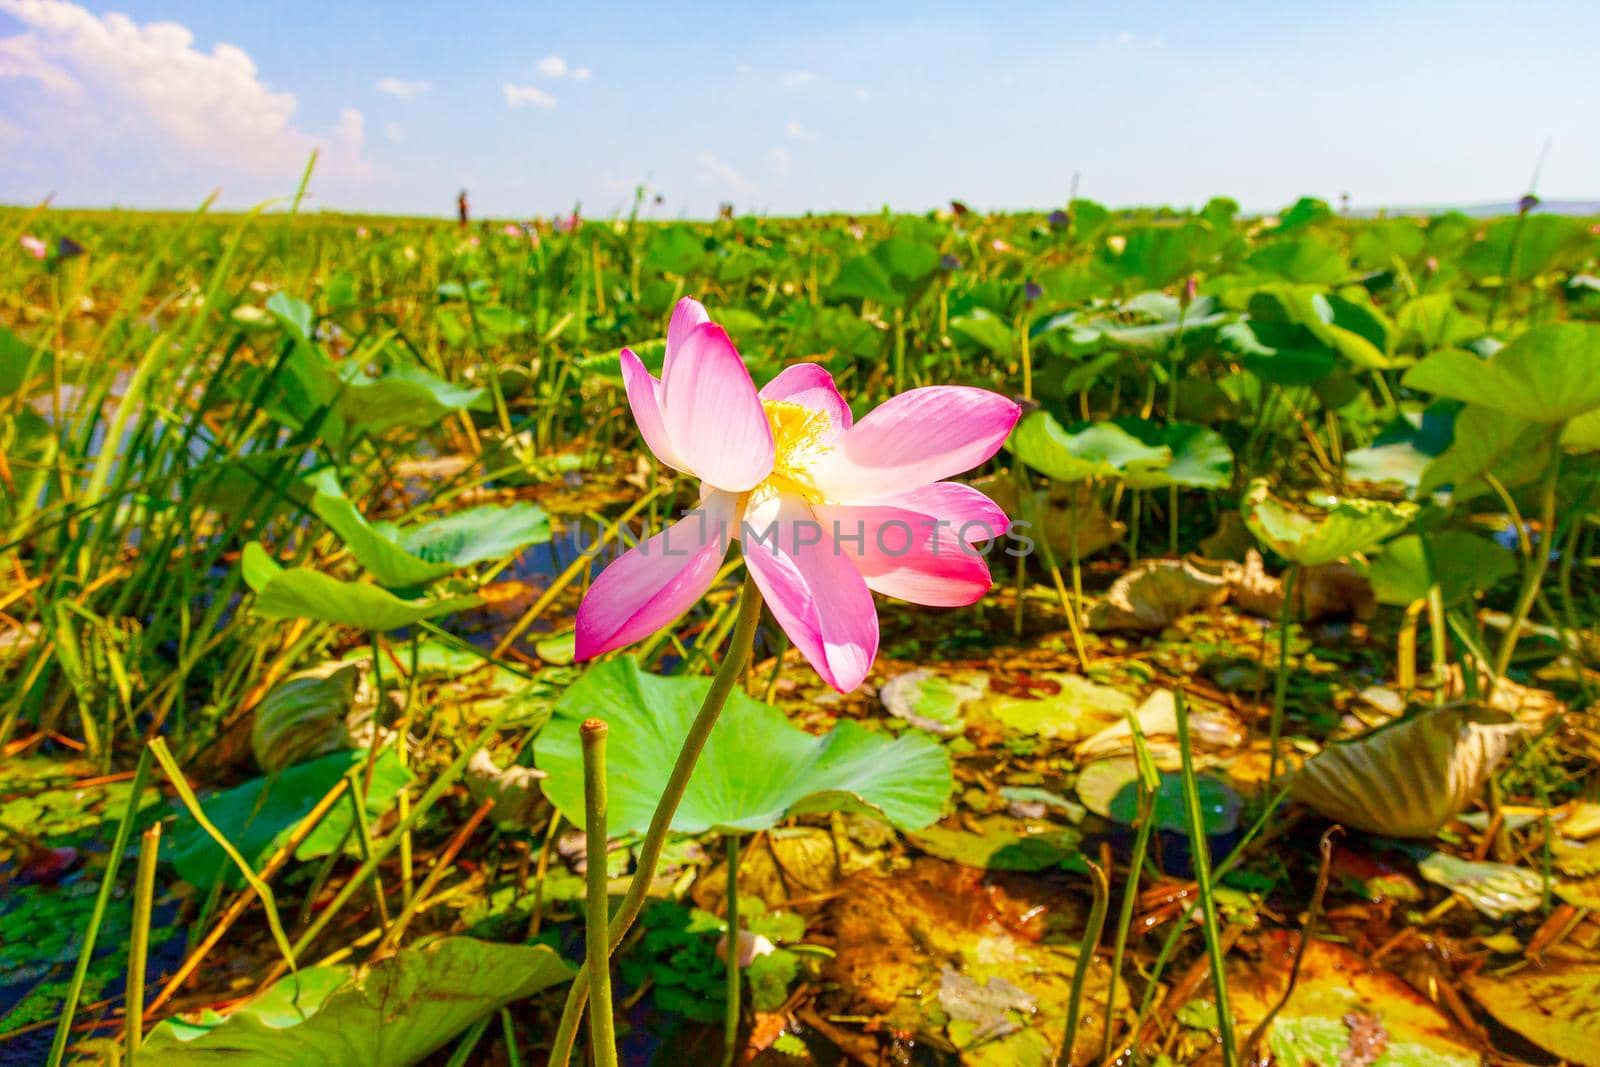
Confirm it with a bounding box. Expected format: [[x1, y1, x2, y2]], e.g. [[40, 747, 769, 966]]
[[1468, 962, 1600, 1066], [980, 673, 1135, 741], [537, 658, 952, 834], [1417, 853, 1542, 919], [1221, 931, 1477, 1067], [136, 937, 573, 1065], [879, 668, 989, 735], [911, 815, 1082, 872]]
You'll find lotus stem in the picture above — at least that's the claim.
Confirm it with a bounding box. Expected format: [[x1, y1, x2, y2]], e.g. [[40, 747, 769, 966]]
[[722, 832, 742, 1067], [1267, 564, 1299, 790], [549, 574, 765, 1066], [1176, 689, 1239, 1067], [124, 821, 162, 1057], [581, 719, 618, 1067], [1491, 443, 1561, 686]]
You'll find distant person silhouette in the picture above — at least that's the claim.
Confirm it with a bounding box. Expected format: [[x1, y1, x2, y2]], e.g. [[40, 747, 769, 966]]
[[458, 189, 470, 227]]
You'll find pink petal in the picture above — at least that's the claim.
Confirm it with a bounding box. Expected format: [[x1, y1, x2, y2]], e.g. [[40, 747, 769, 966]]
[[575, 492, 736, 660], [661, 322, 775, 492], [663, 297, 710, 379], [741, 493, 878, 692], [759, 363, 853, 440], [816, 483, 1008, 607], [811, 387, 1020, 503], [620, 347, 686, 471]]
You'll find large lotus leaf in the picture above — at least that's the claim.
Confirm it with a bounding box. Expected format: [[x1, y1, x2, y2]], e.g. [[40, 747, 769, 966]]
[[242, 542, 480, 630], [1395, 294, 1483, 350], [1035, 291, 1227, 351], [1417, 406, 1555, 499], [1468, 962, 1600, 1066], [1352, 218, 1427, 271], [1344, 403, 1457, 491], [1366, 532, 1517, 608], [1009, 411, 1169, 484], [1249, 285, 1398, 371], [311, 474, 549, 589], [168, 748, 410, 890], [338, 363, 490, 437], [1242, 480, 1416, 566], [537, 658, 952, 834], [1244, 237, 1347, 285], [829, 238, 939, 308], [1402, 323, 1600, 423], [1113, 419, 1234, 489], [1100, 224, 1215, 288], [135, 937, 573, 1066], [949, 309, 1015, 357], [1288, 706, 1526, 837], [1462, 214, 1596, 284], [1224, 932, 1478, 1067]]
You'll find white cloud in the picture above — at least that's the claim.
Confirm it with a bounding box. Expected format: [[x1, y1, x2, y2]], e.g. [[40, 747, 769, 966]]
[[536, 54, 568, 78], [335, 106, 363, 149], [769, 145, 791, 176], [503, 81, 556, 109], [0, 0, 365, 176], [1116, 31, 1134, 45], [698, 151, 753, 196], [376, 76, 430, 99], [853, 86, 869, 102], [384, 121, 405, 144], [0, 32, 78, 94], [571, 65, 591, 81], [785, 119, 817, 143], [736, 62, 752, 75], [780, 70, 815, 89]]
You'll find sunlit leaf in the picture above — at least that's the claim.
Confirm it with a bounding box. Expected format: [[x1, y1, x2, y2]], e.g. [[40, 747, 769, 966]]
[[1402, 323, 1600, 423], [241, 542, 480, 630], [537, 658, 952, 833], [1242, 480, 1416, 566]]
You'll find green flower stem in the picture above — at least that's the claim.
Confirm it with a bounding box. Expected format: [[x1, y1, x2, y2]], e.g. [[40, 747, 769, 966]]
[[722, 833, 743, 1067], [1267, 563, 1299, 790], [1101, 766, 1157, 1061], [549, 574, 765, 1066], [1491, 442, 1561, 684], [1177, 689, 1239, 1067], [124, 821, 162, 1057], [581, 720, 618, 1067]]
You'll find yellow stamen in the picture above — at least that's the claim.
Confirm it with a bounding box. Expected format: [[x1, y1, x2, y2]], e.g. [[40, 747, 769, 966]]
[[759, 400, 831, 502]]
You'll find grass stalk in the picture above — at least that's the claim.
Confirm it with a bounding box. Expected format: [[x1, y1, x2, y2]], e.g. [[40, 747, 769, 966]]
[[124, 821, 162, 1057]]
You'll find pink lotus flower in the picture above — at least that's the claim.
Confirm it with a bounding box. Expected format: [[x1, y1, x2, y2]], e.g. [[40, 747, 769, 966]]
[[19, 235, 47, 259], [574, 298, 1020, 691]]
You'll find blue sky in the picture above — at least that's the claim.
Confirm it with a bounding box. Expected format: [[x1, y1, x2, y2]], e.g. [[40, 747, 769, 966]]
[[2, 0, 1597, 218]]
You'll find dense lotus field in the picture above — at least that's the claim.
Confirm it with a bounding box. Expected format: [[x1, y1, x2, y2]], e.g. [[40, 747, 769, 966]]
[[2, 193, 1600, 1066]]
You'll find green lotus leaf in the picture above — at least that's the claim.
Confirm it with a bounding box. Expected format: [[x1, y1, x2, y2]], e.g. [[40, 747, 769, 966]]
[[1416, 406, 1555, 499], [135, 937, 572, 1065], [1035, 291, 1227, 351], [1008, 411, 1169, 484], [168, 748, 410, 890], [1402, 323, 1600, 424], [310, 473, 549, 589], [1113, 419, 1234, 490], [1343, 403, 1457, 491], [242, 542, 480, 630], [1365, 532, 1517, 607], [1242, 480, 1416, 566], [536, 658, 952, 834]]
